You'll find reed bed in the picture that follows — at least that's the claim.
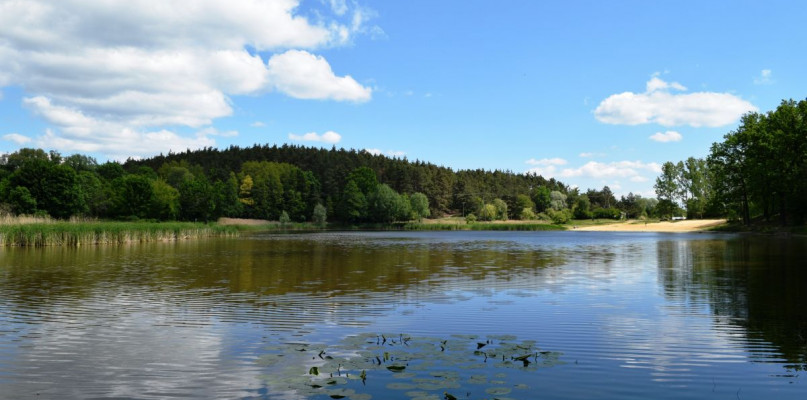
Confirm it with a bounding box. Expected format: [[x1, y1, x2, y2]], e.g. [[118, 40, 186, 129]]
[[0, 222, 239, 247]]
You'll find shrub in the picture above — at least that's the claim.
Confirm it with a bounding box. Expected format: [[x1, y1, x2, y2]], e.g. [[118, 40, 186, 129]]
[[519, 207, 536, 220], [546, 208, 572, 224], [312, 204, 327, 226]]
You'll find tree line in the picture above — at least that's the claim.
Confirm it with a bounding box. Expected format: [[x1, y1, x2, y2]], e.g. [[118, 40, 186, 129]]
[[1, 144, 662, 223], [655, 98, 807, 226]]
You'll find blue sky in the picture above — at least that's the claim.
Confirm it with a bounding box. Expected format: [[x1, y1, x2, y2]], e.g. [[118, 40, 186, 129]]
[[1, 0, 805, 197]]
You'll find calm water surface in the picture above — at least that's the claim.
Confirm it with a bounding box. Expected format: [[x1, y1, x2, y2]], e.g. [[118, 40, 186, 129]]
[[0, 231, 805, 399]]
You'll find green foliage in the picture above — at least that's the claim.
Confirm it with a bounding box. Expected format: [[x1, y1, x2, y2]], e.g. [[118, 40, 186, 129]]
[[368, 184, 402, 223], [652, 98, 807, 226], [239, 161, 319, 221], [2, 148, 51, 170], [549, 191, 567, 211], [63, 154, 98, 172], [465, 213, 477, 224], [0, 144, 589, 225], [9, 158, 85, 219], [112, 174, 154, 219], [312, 204, 327, 226], [409, 192, 430, 221], [97, 161, 125, 181], [478, 203, 498, 221], [77, 171, 112, 217], [654, 161, 681, 219], [655, 199, 679, 220], [707, 100, 807, 225], [492, 198, 508, 220], [239, 174, 255, 206], [213, 173, 243, 218], [179, 177, 215, 222], [532, 186, 552, 212], [338, 180, 367, 222], [134, 166, 158, 180], [347, 166, 379, 196], [519, 207, 536, 220], [150, 179, 180, 220], [573, 195, 592, 219], [279, 211, 291, 225], [546, 208, 572, 224], [8, 186, 37, 215], [158, 160, 195, 188], [515, 194, 534, 218], [592, 207, 621, 219]]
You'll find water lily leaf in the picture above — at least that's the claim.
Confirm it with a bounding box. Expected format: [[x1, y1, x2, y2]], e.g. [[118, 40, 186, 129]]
[[256, 332, 563, 400], [486, 386, 512, 395]]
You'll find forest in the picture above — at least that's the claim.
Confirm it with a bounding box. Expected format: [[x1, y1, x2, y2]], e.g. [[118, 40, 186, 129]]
[[0, 145, 658, 224], [655, 98, 807, 226]]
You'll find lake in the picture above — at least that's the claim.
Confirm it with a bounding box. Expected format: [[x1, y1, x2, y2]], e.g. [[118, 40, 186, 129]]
[[1, 231, 805, 399]]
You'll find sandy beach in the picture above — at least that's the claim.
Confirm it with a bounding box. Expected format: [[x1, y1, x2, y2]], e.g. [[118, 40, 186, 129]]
[[574, 219, 726, 232]]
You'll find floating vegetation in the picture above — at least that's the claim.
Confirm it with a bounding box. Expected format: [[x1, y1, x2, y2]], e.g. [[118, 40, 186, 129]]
[[257, 333, 563, 399]]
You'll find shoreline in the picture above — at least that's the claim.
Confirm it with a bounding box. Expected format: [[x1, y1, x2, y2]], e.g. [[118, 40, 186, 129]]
[[218, 217, 732, 233], [573, 219, 727, 233]]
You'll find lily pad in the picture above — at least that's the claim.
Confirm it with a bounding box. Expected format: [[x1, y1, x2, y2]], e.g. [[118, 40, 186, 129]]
[[485, 386, 512, 395], [255, 332, 563, 399]]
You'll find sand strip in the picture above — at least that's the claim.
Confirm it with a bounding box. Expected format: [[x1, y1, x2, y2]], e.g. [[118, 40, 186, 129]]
[[574, 219, 726, 232]]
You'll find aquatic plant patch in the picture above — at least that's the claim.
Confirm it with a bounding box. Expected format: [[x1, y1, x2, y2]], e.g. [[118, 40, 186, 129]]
[[257, 333, 563, 399]]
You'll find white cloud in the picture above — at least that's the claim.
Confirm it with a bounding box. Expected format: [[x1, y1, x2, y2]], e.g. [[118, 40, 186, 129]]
[[645, 76, 686, 92], [595, 76, 757, 127], [754, 69, 773, 85], [524, 158, 568, 177], [197, 127, 238, 138], [528, 160, 661, 182], [579, 152, 605, 158], [250, 121, 266, 128], [22, 96, 218, 159], [649, 130, 682, 143], [3, 133, 31, 144], [268, 50, 372, 102], [289, 130, 342, 144], [326, 0, 349, 16], [526, 157, 568, 166], [364, 148, 405, 158], [0, 0, 373, 158]]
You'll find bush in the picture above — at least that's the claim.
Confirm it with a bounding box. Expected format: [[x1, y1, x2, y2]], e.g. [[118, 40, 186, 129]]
[[312, 204, 327, 226], [593, 207, 621, 219], [519, 207, 536, 220], [478, 204, 497, 221], [546, 208, 572, 224], [465, 213, 477, 224], [279, 211, 291, 225]]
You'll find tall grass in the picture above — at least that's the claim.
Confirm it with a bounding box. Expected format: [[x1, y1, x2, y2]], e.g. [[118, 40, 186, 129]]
[[0, 221, 239, 247]]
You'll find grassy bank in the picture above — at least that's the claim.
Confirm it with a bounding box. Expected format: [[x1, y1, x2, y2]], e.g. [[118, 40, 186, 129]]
[[0, 221, 239, 247]]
